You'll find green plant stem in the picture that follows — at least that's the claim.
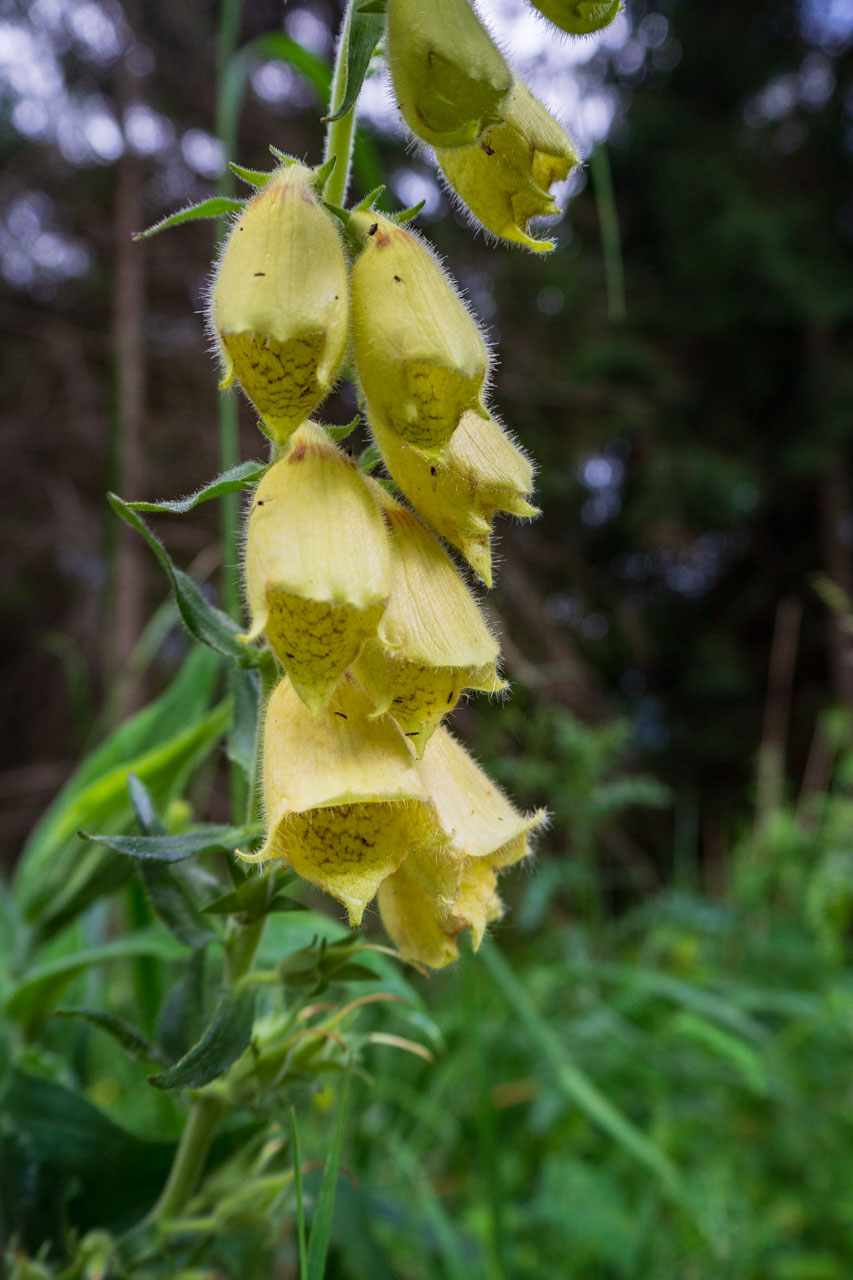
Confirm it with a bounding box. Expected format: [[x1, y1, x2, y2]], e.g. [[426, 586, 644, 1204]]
[[150, 1094, 226, 1225], [589, 145, 626, 323], [323, 0, 357, 207], [149, 0, 364, 1240]]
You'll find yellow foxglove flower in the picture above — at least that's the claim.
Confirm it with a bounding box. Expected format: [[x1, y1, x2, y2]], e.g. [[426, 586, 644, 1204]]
[[350, 211, 490, 462], [436, 81, 579, 253], [386, 0, 512, 147], [352, 483, 504, 754], [378, 726, 545, 966], [368, 404, 539, 587], [243, 422, 391, 712], [528, 0, 621, 35], [247, 675, 444, 924], [210, 163, 349, 444]]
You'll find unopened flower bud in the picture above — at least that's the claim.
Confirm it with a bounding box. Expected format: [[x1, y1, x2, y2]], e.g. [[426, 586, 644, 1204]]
[[247, 675, 444, 924], [378, 726, 545, 966], [528, 0, 621, 35], [210, 163, 349, 443], [368, 404, 539, 586], [436, 81, 579, 253], [243, 423, 391, 712], [353, 484, 504, 754], [386, 0, 512, 148], [350, 211, 490, 462]]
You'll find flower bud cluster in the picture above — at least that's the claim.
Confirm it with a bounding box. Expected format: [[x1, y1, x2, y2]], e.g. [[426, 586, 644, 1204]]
[[201, 0, 621, 963]]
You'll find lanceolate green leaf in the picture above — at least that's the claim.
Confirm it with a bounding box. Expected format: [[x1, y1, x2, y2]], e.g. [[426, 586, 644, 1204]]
[[19, 703, 231, 929], [306, 1066, 352, 1280], [79, 823, 260, 864], [109, 494, 272, 671], [54, 1008, 166, 1063], [1, 1070, 176, 1231], [139, 860, 218, 949], [133, 196, 245, 241], [16, 646, 219, 894], [250, 33, 332, 103], [124, 461, 267, 515], [323, 4, 384, 123], [5, 932, 185, 1034], [148, 987, 256, 1090]]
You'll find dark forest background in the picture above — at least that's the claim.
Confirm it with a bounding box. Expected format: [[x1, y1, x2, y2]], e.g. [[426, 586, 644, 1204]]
[[3, 1, 853, 1274], [3, 0, 851, 888]]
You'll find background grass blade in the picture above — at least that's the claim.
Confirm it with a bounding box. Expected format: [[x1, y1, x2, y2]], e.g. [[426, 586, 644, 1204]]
[[481, 941, 681, 1198]]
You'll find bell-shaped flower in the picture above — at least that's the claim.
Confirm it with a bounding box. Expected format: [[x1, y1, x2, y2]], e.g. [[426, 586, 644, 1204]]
[[368, 404, 538, 587], [378, 726, 545, 967], [350, 211, 490, 462], [210, 163, 349, 444], [243, 423, 391, 712], [436, 81, 579, 253], [353, 483, 504, 754], [386, 0, 512, 148], [245, 675, 444, 924], [528, 0, 622, 35]]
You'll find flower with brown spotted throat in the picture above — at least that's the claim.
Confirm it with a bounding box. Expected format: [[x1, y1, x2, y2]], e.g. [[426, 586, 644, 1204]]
[[244, 675, 445, 925], [210, 162, 349, 444], [242, 422, 391, 712], [349, 210, 490, 463]]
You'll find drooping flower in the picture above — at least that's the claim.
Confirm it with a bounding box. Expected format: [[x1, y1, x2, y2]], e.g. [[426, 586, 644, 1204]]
[[210, 162, 349, 443], [243, 422, 391, 712], [246, 675, 444, 924], [367, 404, 539, 586], [436, 80, 579, 253], [386, 0, 512, 148], [353, 482, 504, 754], [527, 0, 622, 35], [350, 211, 490, 462], [378, 726, 545, 967]]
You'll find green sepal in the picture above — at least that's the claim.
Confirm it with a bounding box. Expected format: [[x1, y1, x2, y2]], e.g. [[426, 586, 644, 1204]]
[[202, 871, 304, 923], [326, 415, 361, 443], [322, 200, 350, 228], [358, 442, 382, 474], [312, 154, 338, 193], [389, 199, 426, 225], [132, 197, 245, 241], [269, 144, 299, 164], [229, 162, 273, 188], [354, 185, 386, 212]]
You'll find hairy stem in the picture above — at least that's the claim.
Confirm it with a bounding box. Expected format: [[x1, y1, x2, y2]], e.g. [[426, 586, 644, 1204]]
[[323, 0, 358, 208]]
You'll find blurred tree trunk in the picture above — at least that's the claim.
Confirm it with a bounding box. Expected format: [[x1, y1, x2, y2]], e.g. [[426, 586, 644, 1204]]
[[108, 47, 147, 717]]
